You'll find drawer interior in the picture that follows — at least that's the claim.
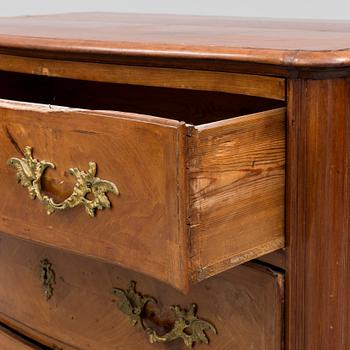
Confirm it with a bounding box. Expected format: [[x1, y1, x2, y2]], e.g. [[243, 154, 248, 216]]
[[0, 70, 285, 124]]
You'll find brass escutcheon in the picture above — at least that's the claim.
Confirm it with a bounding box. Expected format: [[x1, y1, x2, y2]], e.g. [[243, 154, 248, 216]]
[[40, 259, 55, 300]]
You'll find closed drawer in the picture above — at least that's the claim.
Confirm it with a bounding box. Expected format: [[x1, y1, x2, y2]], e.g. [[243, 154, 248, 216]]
[[0, 83, 285, 290], [0, 233, 284, 350]]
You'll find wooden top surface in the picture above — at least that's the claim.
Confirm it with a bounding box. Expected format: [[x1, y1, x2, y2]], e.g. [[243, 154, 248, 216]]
[[1, 13, 350, 68]]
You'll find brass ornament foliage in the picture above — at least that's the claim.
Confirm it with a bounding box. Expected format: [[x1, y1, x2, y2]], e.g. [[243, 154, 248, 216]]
[[7, 146, 119, 217], [112, 281, 156, 328], [39, 259, 55, 300], [112, 281, 217, 348]]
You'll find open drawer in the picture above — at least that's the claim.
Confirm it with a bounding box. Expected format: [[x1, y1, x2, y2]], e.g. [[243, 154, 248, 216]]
[[0, 73, 285, 291]]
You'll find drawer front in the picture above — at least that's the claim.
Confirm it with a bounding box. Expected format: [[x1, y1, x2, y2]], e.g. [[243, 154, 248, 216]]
[[0, 325, 43, 350], [0, 100, 188, 290], [0, 234, 284, 350]]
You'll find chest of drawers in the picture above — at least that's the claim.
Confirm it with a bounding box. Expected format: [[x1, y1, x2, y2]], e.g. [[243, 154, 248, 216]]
[[0, 13, 349, 350]]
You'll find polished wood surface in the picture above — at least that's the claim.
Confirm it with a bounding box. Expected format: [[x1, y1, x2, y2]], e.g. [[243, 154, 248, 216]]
[[287, 78, 350, 350], [0, 233, 284, 350], [0, 13, 350, 68], [189, 108, 285, 281]]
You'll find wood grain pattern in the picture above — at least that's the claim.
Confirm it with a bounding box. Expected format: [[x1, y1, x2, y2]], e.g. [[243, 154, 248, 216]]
[[0, 325, 44, 350], [0, 99, 188, 291], [0, 233, 284, 350], [286, 78, 350, 350], [0, 97, 285, 290], [0, 54, 286, 101], [0, 13, 349, 69], [189, 108, 286, 281]]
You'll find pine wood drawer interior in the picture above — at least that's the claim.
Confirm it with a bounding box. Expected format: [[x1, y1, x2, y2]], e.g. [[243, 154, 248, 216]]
[[0, 71, 286, 291], [0, 233, 284, 350]]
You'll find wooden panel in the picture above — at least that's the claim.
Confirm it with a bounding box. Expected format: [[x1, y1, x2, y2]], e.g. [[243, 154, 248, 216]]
[[0, 325, 43, 350], [258, 249, 286, 270], [0, 233, 284, 350], [287, 78, 350, 349], [0, 13, 350, 68], [0, 71, 285, 124], [189, 108, 286, 281], [0, 54, 285, 101], [0, 99, 188, 291]]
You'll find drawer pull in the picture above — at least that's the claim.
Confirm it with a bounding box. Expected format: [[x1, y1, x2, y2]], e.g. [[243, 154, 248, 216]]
[[7, 146, 119, 217], [39, 259, 55, 300], [112, 281, 216, 348]]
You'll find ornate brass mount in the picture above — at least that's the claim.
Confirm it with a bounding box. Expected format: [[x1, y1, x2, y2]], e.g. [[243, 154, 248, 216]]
[[7, 146, 119, 217], [40, 259, 55, 300], [112, 281, 216, 348]]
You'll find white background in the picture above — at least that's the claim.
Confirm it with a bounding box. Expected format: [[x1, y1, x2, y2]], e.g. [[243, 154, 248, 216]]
[[1, 0, 350, 20]]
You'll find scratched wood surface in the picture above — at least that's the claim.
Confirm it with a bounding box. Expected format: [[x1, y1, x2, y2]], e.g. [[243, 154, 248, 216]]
[[0, 233, 284, 350]]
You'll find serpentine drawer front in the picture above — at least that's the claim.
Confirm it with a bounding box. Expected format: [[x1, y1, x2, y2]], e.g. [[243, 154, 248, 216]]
[[0, 233, 284, 350], [0, 96, 285, 291]]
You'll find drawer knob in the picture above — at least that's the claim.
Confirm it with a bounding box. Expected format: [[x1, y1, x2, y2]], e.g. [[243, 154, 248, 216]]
[[112, 281, 217, 348], [7, 146, 119, 217]]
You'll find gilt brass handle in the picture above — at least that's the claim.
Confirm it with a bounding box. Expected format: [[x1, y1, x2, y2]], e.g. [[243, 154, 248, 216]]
[[7, 146, 119, 217], [112, 281, 217, 348]]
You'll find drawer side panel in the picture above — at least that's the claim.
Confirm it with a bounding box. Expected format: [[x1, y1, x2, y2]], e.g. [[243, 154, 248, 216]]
[[189, 108, 286, 281]]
